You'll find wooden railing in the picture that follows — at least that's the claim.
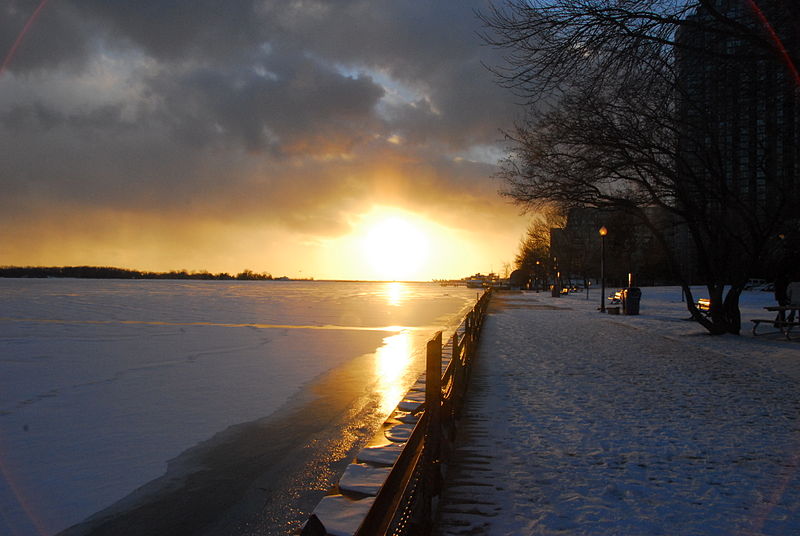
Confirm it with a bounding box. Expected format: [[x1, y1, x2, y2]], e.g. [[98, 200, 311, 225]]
[[352, 289, 491, 536]]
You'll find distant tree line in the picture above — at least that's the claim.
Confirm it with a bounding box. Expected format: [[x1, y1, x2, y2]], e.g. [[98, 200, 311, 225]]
[[0, 266, 279, 281]]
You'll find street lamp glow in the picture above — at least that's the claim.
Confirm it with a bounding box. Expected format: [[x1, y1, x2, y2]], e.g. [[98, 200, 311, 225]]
[[599, 226, 608, 312]]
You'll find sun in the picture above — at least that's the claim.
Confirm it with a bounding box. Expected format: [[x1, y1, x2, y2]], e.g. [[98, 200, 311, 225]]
[[361, 213, 430, 280]]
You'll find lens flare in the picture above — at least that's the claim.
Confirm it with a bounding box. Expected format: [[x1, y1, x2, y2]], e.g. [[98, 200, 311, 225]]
[[1, 0, 52, 78], [746, 0, 800, 87]]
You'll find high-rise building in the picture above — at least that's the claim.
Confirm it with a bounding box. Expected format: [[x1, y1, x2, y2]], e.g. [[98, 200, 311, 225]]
[[556, 2, 800, 286], [676, 0, 800, 217]]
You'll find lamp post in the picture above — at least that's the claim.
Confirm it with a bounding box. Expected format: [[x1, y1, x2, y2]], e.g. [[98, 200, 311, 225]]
[[599, 226, 608, 312], [551, 256, 560, 297]]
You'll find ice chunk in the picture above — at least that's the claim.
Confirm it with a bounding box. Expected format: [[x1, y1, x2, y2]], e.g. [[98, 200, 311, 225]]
[[311, 494, 375, 536], [356, 442, 405, 466], [385, 423, 415, 442], [397, 399, 423, 412], [338, 463, 391, 496]]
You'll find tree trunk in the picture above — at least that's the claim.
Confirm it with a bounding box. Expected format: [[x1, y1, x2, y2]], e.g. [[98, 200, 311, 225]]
[[689, 283, 743, 335]]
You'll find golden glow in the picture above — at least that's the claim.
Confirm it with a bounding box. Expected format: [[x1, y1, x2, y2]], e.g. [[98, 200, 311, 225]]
[[1, 202, 530, 281], [374, 331, 413, 414], [360, 210, 430, 281], [384, 281, 406, 306]]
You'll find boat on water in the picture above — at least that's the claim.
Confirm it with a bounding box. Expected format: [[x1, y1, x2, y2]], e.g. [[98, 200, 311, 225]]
[[464, 273, 509, 289]]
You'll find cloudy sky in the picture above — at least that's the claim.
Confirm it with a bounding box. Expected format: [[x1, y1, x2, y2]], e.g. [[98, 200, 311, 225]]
[[0, 0, 528, 280]]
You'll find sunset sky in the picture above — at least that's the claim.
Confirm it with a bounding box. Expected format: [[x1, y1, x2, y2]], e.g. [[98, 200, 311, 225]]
[[0, 0, 530, 281]]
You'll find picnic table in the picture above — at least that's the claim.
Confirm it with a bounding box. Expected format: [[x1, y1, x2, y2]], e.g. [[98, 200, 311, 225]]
[[751, 305, 800, 339]]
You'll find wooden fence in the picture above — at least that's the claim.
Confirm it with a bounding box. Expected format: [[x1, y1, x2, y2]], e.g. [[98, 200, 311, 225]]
[[351, 288, 492, 536]]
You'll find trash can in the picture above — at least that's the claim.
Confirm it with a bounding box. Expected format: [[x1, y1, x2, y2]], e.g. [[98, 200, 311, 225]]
[[621, 287, 641, 315]]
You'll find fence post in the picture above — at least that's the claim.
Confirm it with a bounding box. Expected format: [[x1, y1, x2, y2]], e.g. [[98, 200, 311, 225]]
[[422, 331, 442, 528], [453, 330, 462, 375], [344, 292, 492, 536], [466, 310, 474, 358], [450, 332, 461, 421]]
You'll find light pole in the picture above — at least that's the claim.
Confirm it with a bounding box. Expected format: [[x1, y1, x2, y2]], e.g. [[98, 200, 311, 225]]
[[551, 256, 560, 297], [599, 226, 608, 312]]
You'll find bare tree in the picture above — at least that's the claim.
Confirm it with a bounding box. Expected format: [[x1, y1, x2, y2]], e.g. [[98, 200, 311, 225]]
[[516, 208, 564, 267], [515, 207, 567, 289], [481, 0, 800, 334]]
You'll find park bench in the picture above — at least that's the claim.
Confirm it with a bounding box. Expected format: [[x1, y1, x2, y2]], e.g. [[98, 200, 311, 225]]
[[684, 297, 711, 321], [608, 290, 623, 304], [695, 298, 711, 316], [605, 290, 624, 314]]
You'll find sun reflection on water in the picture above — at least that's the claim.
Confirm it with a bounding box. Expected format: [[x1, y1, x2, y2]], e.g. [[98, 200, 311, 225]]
[[384, 281, 406, 306], [374, 330, 414, 415]]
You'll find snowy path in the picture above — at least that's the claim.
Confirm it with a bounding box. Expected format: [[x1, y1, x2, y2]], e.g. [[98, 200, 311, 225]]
[[435, 291, 800, 535]]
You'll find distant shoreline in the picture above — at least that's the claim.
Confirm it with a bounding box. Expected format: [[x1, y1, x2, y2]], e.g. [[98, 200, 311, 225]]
[[0, 266, 438, 283], [0, 266, 303, 281]]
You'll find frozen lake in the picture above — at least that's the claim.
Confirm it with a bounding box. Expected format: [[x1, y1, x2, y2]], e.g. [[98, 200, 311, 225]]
[[0, 279, 478, 535]]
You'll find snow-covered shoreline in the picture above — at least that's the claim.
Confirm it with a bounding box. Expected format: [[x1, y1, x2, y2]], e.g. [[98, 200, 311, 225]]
[[435, 288, 800, 535]]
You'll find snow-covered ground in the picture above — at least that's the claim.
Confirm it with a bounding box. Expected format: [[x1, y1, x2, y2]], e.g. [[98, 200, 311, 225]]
[[435, 287, 800, 535], [0, 279, 477, 536]]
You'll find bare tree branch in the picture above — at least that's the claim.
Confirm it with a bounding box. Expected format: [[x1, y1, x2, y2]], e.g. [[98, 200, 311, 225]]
[[482, 0, 800, 334]]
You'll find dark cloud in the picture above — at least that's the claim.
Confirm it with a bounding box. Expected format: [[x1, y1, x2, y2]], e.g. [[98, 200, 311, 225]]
[[1, 0, 89, 73], [2, 101, 127, 132], [153, 52, 386, 153], [73, 0, 264, 63], [0, 0, 519, 244]]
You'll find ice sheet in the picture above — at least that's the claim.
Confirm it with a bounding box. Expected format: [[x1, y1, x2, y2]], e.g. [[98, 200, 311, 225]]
[[0, 279, 476, 535]]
